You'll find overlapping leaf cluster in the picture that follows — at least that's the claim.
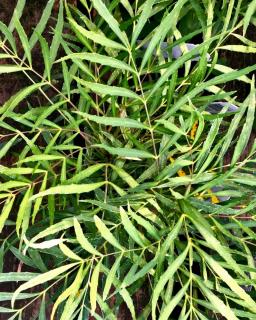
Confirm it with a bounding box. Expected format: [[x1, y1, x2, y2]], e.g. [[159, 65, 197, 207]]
[[0, 0, 256, 319]]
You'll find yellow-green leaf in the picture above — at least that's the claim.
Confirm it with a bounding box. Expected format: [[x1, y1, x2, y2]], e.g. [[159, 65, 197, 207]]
[[12, 263, 78, 308], [94, 216, 123, 250], [90, 259, 101, 315], [30, 182, 105, 200], [74, 218, 102, 256]]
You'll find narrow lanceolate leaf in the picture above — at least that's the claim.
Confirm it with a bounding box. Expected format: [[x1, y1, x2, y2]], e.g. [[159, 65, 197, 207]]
[[120, 207, 150, 247], [0, 181, 29, 192], [92, 0, 129, 47], [0, 292, 38, 302], [57, 53, 134, 73], [180, 200, 245, 277], [120, 289, 136, 320], [29, 0, 55, 49], [93, 144, 155, 159], [119, 262, 141, 291], [60, 292, 84, 320], [61, 39, 94, 79], [11, 263, 78, 308], [39, 297, 46, 320], [50, 0, 64, 66], [157, 159, 193, 181], [196, 277, 239, 320], [59, 242, 83, 261], [16, 187, 32, 236], [215, 101, 247, 164], [195, 118, 221, 171], [74, 77, 141, 100], [243, 0, 256, 35], [25, 238, 64, 250], [51, 264, 85, 320], [199, 249, 256, 313], [90, 259, 101, 315], [110, 165, 139, 188], [14, 11, 32, 66], [0, 54, 14, 59], [68, 18, 126, 51], [39, 35, 51, 81], [218, 45, 256, 53], [29, 220, 75, 245], [156, 119, 186, 135], [120, 0, 133, 17], [0, 83, 45, 118], [0, 135, 18, 160], [30, 182, 105, 200], [148, 40, 212, 98], [18, 154, 64, 164], [231, 79, 255, 165], [33, 100, 67, 129], [131, 0, 156, 46], [0, 167, 44, 175], [32, 172, 48, 224], [152, 245, 189, 320], [210, 64, 251, 84], [0, 65, 29, 74], [0, 21, 17, 52], [159, 281, 190, 320], [8, 0, 26, 32], [158, 217, 184, 272], [62, 61, 70, 98], [128, 209, 160, 240], [152, 54, 256, 111], [141, 0, 188, 69], [68, 164, 105, 184], [74, 218, 102, 256], [76, 111, 148, 129], [94, 216, 123, 250], [103, 254, 123, 301], [123, 256, 158, 288], [0, 196, 15, 233], [0, 272, 39, 283]]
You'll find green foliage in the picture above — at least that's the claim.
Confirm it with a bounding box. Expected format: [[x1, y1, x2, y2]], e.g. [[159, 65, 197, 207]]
[[0, 0, 256, 319]]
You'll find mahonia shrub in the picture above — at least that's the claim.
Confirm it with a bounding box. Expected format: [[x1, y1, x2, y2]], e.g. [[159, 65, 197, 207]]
[[0, 0, 256, 319]]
